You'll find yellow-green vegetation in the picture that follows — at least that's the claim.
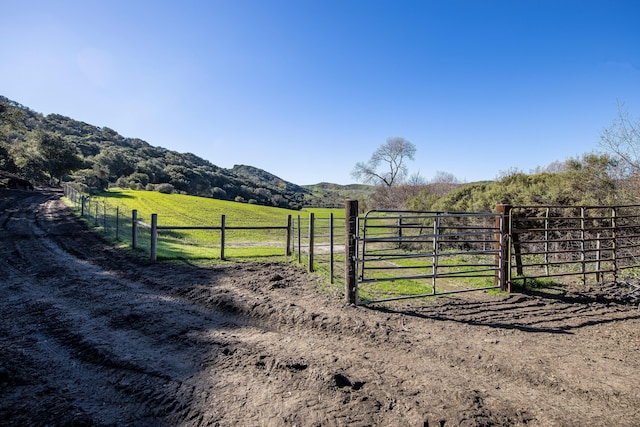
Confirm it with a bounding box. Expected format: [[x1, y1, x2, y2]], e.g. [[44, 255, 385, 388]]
[[510, 276, 558, 291], [67, 188, 503, 303], [87, 189, 343, 260], [358, 276, 434, 302], [357, 250, 501, 302], [100, 188, 296, 225]]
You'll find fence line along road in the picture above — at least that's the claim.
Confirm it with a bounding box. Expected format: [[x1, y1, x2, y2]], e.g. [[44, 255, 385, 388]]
[[63, 184, 344, 284], [64, 185, 640, 305], [132, 210, 293, 261]]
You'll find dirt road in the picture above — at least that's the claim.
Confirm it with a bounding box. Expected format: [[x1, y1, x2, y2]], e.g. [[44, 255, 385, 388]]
[[1, 189, 639, 426]]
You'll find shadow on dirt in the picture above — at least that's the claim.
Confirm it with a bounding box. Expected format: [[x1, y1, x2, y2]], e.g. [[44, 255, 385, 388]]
[[523, 281, 640, 306], [365, 289, 640, 335]]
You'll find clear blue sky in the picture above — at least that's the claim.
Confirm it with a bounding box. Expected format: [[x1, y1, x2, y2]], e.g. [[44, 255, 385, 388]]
[[2, 1, 639, 185]]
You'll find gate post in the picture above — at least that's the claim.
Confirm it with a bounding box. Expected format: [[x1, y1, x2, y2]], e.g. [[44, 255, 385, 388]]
[[345, 199, 358, 304], [495, 204, 511, 292], [286, 215, 292, 256]]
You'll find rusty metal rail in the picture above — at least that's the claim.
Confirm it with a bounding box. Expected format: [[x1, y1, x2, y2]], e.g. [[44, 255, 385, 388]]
[[507, 205, 640, 287]]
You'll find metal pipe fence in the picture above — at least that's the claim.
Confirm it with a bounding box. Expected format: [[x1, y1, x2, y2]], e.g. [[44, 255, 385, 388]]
[[508, 205, 640, 287], [350, 208, 505, 305], [63, 187, 640, 305]]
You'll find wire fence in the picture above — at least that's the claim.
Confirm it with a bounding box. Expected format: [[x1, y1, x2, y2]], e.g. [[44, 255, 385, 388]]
[[64, 186, 640, 304], [291, 213, 346, 284], [64, 185, 131, 243], [63, 185, 345, 285]]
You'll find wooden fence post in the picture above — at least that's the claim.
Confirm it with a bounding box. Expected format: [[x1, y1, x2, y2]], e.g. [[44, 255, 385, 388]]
[[81, 196, 86, 217], [286, 214, 292, 256], [495, 204, 511, 292], [220, 214, 226, 260], [329, 212, 334, 284], [115, 206, 120, 241], [345, 199, 358, 304], [544, 207, 550, 276], [150, 213, 158, 262], [511, 230, 523, 276], [132, 209, 138, 250], [297, 215, 301, 263], [308, 213, 315, 272]]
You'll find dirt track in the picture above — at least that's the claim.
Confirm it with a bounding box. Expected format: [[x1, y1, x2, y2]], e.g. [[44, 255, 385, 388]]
[[1, 189, 640, 426]]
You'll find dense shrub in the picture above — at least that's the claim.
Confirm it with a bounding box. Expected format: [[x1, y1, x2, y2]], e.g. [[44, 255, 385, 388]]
[[116, 177, 129, 189], [157, 183, 174, 194], [211, 186, 227, 199]]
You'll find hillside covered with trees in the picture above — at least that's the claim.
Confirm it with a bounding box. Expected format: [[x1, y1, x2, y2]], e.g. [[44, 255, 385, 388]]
[[2, 95, 639, 212], [0, 96, 370, 209]]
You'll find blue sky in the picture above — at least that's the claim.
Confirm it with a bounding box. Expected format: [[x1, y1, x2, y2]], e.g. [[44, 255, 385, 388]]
[[2, 1, 639, 185]]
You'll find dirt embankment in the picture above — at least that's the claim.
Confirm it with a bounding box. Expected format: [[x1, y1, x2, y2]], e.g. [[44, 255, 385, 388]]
[[1, 189, 639, 426]]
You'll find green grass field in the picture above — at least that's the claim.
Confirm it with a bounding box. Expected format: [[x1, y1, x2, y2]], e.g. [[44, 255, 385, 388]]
[[66, 188, 503, 304], [78, 189, 343, 260], [99, 188, 330, 225]]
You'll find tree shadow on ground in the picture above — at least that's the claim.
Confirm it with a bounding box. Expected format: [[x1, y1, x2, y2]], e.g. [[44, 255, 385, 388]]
[[96, 190, 135, 199]]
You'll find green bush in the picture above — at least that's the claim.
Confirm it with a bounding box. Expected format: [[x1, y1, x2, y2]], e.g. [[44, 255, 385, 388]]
[[157, 183, 174, 194]]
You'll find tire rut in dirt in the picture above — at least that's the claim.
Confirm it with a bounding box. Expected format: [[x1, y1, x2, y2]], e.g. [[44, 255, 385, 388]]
[[3, 189, 640, 426], [0, 191, 226, 425]]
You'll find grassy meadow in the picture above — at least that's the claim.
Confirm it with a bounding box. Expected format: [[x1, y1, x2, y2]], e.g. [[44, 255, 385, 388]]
[[79, 188, 343, 260], [67, 188, 501, 303]]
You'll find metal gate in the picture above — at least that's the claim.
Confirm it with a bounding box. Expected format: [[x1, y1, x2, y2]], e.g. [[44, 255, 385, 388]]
[[349, 209, 507, 305]]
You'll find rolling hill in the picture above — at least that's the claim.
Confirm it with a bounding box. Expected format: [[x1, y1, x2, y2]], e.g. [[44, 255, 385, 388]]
[[0, 95, 370, 208]]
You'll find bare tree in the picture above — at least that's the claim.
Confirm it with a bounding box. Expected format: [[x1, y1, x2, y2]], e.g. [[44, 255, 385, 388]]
[[407, 172, 426, 186], [429, 170, 461, 197], [599, 103, 640, 177], [351, 137, 416, 187]]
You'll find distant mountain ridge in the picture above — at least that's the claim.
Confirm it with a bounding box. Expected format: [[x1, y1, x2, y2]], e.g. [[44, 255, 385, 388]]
[[0, 95, 371, 208]]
